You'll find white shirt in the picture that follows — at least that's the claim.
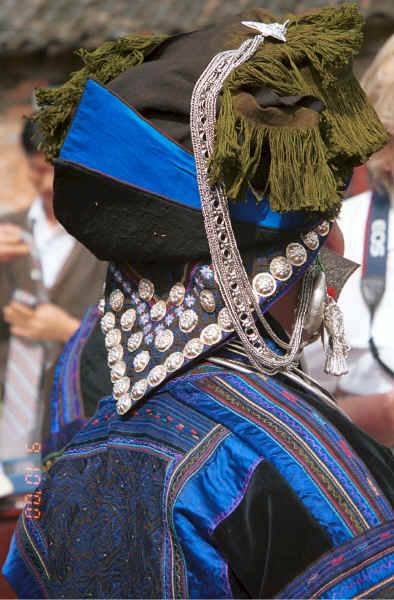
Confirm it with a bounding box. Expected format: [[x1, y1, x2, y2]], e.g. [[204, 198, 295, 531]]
[[304, 190, 394, 394], [27, 197, 75, 290]]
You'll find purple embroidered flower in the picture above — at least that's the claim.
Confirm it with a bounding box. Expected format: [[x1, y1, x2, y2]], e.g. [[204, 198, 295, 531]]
[[145, 333, 154, 345], [200, 265, 214, 280], [165, 314, 175, 326], [136, 304, 146, 315], [175, 306, 185, 317], [185, 294, 196, 307]]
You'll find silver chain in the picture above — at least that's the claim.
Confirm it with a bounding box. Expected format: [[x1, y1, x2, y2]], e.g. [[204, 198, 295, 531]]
[[190, 34, 315, 374]]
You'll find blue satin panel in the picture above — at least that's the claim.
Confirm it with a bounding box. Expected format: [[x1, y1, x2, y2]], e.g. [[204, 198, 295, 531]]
[[166, 374, 354, 547], [60, 79, 309, 230], [172, 433, 264, 599]]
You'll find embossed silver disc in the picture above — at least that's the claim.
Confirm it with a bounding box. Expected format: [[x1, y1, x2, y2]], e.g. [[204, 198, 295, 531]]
[[108, 344, 123, 366], [105, 328, 121, 349], [131, 379, 148, 401], [269, 256, 292, 281], [120, 308, 136, 331], [179, 309, 198, 333], [168, 283, 185, 306], [127, 331, 143, 353], [154, 329, 174, 352], [116, 394, 132, 416], [147, 365, 167, 388], [201, 324, 222, 346], [217, 307, 234, 332], [301, 231, 319, 251], [315, 220, 330, 236], [101, 311, 116, 334], [199, 289, 216, 313], [133, 350, 150, 373], [150, 300, 167, 322], [138, 278, 155, 302], [252, 273, 277, 297], [113, 376, 131, 398], [286, 243, 307, 267], [165, 352, 184, 373], [110, 289, 124, 312], [184, 338, 204, 359], [111, 360, 127, 383]]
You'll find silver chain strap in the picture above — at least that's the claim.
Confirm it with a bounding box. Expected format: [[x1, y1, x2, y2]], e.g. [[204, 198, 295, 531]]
[[190, 32, 315, 374]]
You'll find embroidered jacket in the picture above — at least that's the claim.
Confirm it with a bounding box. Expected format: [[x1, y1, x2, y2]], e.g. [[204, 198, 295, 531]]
[[4, 287, 394, 599]]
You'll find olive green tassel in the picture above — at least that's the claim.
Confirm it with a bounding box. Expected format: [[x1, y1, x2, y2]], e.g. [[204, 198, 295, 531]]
[[210, 3, 389, 215], [33, 34, 168, 160]]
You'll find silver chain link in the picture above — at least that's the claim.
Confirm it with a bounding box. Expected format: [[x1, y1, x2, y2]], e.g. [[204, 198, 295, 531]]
[[190, 34, 315, 374]]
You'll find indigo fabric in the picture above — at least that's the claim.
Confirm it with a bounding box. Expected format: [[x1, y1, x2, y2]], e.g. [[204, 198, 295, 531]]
[[4, 350, 394, 599], [60, 80, 308, 231]]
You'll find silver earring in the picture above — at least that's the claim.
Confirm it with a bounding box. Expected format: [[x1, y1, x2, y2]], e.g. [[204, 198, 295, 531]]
[[323, 295, 350, 376], [303, 258, 350, 376]]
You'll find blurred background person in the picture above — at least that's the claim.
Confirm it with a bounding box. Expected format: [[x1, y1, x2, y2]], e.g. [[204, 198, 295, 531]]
[[0, 118, 107, 496], [305, 33, 394, 448]]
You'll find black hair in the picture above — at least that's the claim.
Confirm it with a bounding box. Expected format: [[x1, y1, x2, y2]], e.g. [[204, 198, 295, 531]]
[[21, 118, 43, 155]]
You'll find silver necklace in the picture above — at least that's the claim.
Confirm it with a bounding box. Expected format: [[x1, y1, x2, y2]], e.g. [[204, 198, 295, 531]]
[[190, 26, 315, 374]]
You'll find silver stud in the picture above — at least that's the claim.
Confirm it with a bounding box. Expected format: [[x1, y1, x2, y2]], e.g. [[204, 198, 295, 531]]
[[252, 273, 277, 297], [151, 300, 167, 322], [110, 289, 124, 311], [147, 365, 167, 388], [199, 289, 216, 313], [179, 309, 198, 333], [315, 220, 330, 236], [286, 243, 307, 267], [165, 352, 184, 373], [108, 344, 123, 366], [138, 278, 155, 302], [184, 338, 204, 359], [127, 331, 143, 353], [217, 307, 234, 332], [269, 256, 292, 282], [113, 376, 130, 398], [98, 298, 106, 316], [301, 231, 319, 251], [105, 328, 121, 349], [111, 360, 127, 383], [116, 394, 132, 416], [133, 350, 150, 373], [131, 379, 148, 401], [120, 308, 136, 331], [154, 329, 174, 352], [201, 324, 222, 346], [168, 283, 185, 306], [101, 311, 116, 334]]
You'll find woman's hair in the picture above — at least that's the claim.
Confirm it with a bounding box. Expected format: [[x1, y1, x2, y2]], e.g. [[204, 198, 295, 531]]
[[361, 34, 394, 177], [21, 118, 43, 155]]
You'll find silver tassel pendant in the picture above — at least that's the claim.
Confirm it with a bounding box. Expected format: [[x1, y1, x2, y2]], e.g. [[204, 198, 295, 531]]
[[323, 296, 350, 376]]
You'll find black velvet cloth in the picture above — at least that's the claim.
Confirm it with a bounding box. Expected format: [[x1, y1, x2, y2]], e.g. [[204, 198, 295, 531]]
[[79, 317, 112, 417], [108, 26, 323, 152], [212, 459, 332, 599], [54, 159, 305, 264]]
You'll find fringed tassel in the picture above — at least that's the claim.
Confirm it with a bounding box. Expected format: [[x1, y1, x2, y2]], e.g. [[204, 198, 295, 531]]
[[267, 126, 339, 214], [319, 77, 389, 184], [33, 34, 168, 160], [323, 296, 350, 376], [209, 3, 387, 215]]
